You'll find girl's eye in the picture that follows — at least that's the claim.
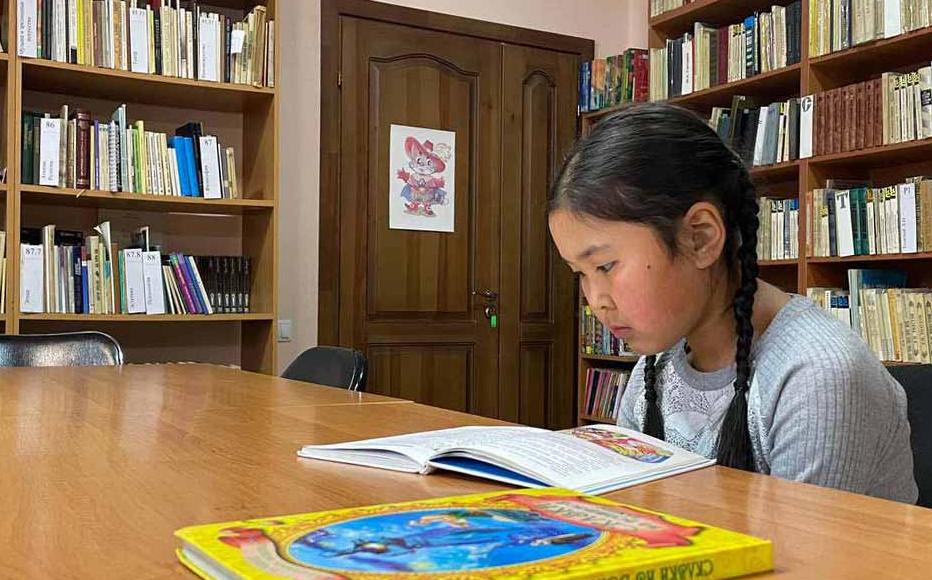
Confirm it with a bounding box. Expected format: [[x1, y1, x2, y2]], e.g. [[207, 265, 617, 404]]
[[596, 262, 616, 274]]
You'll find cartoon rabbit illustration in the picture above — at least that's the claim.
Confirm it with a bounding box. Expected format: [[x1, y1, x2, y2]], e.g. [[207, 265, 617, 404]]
[[396, 136, 452, 217]]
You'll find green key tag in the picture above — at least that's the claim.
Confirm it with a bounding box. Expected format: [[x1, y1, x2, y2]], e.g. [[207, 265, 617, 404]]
[[490, 313, 498, 328]]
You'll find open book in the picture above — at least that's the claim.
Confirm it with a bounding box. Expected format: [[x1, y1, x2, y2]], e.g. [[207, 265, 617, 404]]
[[298, 424, 714, 495]]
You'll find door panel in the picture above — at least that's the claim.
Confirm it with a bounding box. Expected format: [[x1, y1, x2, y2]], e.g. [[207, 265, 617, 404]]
[[339, 17, 502, 416], [500, 45, 579, 428]]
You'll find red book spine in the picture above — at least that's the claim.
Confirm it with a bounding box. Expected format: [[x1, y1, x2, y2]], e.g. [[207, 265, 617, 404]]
[[857, 81, 866, 150], [633, 50, 649, 102], [75, 110, 92, 189]]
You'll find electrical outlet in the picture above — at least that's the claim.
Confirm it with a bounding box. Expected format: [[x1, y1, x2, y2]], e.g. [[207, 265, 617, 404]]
[[277, 319, 293, 342]]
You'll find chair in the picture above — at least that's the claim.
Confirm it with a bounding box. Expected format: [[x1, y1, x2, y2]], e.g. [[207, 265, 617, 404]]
[[281, 346, 367, 392], [887, 364, 932, 508], [0, 332, 124, 367]]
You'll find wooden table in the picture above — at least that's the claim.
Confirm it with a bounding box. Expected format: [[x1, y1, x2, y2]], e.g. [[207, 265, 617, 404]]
[[2, 364, 931, 578]]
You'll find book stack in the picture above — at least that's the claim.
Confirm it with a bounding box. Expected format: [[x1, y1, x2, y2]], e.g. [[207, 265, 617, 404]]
[[806, 178, 932, 258], [19, 222, 250, 315], [580, 304, 634, 357], [22, 105, 238, 199], [650, 0, 689, 18], [711, 95, 805, 166], [583, 367, 630, 421], [16, 1, 275, 88], [649, 3, 802, 101], [578, 49, 649, 113], [809, 0, 932, 57], [758, 197, 800, 261], [806, 63, 932, 156]]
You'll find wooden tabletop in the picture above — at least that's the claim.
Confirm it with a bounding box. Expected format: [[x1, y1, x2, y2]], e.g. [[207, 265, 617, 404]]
[[2, 364, 931, 578]]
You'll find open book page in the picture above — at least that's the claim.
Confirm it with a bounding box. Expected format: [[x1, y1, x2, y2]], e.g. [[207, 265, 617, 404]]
[[429, 424, 712, 491], [297, 426, 544, 473]]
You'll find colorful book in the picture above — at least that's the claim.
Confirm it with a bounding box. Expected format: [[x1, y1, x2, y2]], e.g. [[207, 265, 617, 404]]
[[299, 424, 714, 495], [175, 488, 773, 579]]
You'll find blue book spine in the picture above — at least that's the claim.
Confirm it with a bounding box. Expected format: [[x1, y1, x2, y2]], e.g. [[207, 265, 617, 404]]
[[81, 261, 89, 314], [184, 138, 201, 197], [168, 137, 191, 196]]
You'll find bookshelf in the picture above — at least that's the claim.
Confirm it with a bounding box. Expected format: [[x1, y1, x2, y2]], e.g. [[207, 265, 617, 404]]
[[1, 0, 279, 373], [576, 0, 932, 424]]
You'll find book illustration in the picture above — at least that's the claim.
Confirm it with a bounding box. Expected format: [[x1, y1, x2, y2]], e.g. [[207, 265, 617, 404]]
[[177, 488, 773, 579], [388, 124, 455, 233], [569, 426, 673, 464]]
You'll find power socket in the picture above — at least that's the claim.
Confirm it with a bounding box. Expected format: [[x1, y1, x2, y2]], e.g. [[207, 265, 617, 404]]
[[277, 319, 293, 342]]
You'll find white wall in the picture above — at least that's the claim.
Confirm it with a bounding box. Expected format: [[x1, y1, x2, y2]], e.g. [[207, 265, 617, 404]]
[[277, 0, 649, 371]]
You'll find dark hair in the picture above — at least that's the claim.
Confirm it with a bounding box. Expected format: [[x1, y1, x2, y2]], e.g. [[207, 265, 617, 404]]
[[551, 102, 758, 471]]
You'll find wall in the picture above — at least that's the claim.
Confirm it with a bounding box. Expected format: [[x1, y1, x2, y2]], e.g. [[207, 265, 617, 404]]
[[277, 0, 649, 372]]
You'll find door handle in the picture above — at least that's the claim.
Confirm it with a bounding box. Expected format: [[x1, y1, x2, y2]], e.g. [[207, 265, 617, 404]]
[[472, 290, 498, 328]]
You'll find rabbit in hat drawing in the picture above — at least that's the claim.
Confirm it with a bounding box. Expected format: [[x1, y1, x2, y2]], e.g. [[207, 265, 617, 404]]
[[396, 136, 452, 217]]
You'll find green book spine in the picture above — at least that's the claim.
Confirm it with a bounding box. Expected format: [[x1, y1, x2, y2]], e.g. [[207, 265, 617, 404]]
[[119, 251, 127, 314], [22, 113, 35, 185]]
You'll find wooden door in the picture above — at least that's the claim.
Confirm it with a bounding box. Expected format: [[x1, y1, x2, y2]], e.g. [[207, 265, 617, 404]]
[[499, 45, 579, 429], [338, 16, 503, 416]]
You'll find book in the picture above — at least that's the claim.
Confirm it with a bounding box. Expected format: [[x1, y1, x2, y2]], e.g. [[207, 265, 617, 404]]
[[299, 424, 714, 495], [175, 488, 773, 580], [142, 249, 165, 315], [20, 244, 44, 313]]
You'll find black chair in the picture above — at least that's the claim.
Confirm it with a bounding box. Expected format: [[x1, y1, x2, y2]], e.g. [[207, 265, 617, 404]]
[[887, 364, 932, 508], [0, 332, 123, 367], [281, 346, 367, 392]]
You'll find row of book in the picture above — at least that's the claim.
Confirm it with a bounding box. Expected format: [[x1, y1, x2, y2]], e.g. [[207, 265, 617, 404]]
[[580, 304, 634, 357], [808, 67, 932, 157], [22, 104, 238, 199], [649, 0, 689, 18], [578, 49, 648, 113], [809, 0, 932, 57], [19, 222, 250, 315], [648, 4, 802, 101], [807, 178, 932, 257], [710, 95, 808, 166], [810, 269, 932, 363], [582, 367, 630, 422], [758, 197, 801, 261], [17, 1, 274, 88]]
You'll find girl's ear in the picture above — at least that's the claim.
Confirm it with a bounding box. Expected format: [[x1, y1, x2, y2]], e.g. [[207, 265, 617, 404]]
[[682, 201, 727, 269]]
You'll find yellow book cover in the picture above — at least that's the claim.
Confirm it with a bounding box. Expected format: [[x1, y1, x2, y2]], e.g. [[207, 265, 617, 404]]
[[175, 488, 772, 579]]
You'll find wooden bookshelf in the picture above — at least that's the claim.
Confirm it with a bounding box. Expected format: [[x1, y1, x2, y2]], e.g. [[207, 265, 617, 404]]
[[20, 313, 275, 322], [4, 1, 280, 373], [581, 353, 640, 363], [575, 0, 932, 424]]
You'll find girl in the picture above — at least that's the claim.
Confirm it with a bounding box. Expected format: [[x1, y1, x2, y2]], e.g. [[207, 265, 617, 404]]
[[549, 103, 917, 504]]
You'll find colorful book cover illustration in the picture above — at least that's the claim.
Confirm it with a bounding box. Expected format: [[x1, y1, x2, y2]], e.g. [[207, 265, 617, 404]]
[[176, 488, 772, 579]]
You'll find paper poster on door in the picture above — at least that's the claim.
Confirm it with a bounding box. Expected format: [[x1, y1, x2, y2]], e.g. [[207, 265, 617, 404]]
[[389, 124, 455, 232]]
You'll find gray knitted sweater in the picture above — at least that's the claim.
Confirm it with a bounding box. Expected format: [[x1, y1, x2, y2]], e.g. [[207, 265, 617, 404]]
[[618, 295, 918, 504]]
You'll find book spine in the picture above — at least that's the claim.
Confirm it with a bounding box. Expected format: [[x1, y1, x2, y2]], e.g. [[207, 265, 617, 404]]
[[169, 253, 199, 313]]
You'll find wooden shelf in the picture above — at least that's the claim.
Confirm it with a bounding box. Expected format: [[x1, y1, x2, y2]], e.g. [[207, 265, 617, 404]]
[[809, 137, 932, 168], [20, 186, 274, 215], [580, 353, 640, 363], [759, 258, 799, 266], [579, 414, 616, 424], [650, 0, 787, 37], [808, 252, 932, 264], [810, 26, 932, 88], [750, 160, 800, 183], [21, 59, 274, 113], [670, 63, 801, 110], [19, 313, 275, 322]]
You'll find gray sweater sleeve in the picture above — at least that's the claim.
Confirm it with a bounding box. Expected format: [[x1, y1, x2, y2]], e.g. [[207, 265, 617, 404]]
[[764, 352, 915, 498]]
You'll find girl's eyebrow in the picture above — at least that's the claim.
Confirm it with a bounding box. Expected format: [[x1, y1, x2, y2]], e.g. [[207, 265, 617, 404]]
[[576, 244, 610, 261]]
